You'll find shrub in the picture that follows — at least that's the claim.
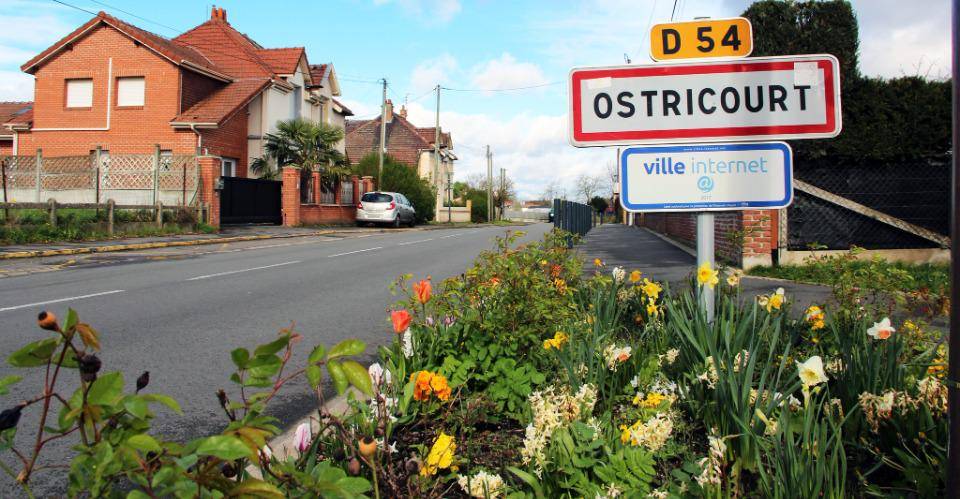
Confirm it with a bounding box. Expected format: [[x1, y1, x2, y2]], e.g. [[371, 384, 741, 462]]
[[354, 153, 436, 223]]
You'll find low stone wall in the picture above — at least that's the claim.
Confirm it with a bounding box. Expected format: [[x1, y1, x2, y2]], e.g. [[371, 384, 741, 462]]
[[435, 205, 471, 223], [299, 204, 357, 225]]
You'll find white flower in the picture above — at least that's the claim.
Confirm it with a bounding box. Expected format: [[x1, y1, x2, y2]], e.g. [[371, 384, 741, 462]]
[[259, 445, 273, 461], [368, 395, 398, 422], [797, 355, 828, 388], [458, 470, 505, 498], [377, 438, 399, 454], [293, 422, 312, 453], [612, 266, 625, 282], [401, 329, 414, 358], [368, 362, 391, 387], [630, 375, 642, 388], [867, 317, 896, 340], [647, 489, 669, 499], [603, 344, 632, 371], [596, 484, 623, 498]]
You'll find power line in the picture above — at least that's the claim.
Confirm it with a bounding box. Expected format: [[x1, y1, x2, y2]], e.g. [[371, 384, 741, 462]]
[[87, 0, 185, 34], [670, 0, 679, 21], [440, 81, 562, 92]]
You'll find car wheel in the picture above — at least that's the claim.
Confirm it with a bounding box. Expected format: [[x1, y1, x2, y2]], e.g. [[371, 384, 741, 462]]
[[408, 217, 416, 228], [393, 215, 401, 228]]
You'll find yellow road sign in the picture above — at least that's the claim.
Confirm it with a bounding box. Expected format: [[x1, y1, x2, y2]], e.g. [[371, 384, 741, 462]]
[[650, 17, 753, 61]]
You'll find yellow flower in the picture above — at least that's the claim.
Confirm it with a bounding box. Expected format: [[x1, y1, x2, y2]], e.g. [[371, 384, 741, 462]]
[[646, 299, 659, 318], [629, 270, 642, 283], [593, 258, 604, 268], [697, 262, 719, 289], [543, 331, 569, 350], [726, 273, 740, 287], [804, 305, 825, 330], [633, 392, 672, 408], [421, 432, 456, 476], [641, 279, 662, 300], [553, 278, 568, 294], [762, 288, 785, 312]]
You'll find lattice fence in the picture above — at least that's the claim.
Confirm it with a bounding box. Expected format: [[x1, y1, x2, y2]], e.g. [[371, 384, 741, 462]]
[[1, 152, 198, 206]]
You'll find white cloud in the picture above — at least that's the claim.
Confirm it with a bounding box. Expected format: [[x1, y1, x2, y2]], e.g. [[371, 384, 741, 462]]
[[0, 70, 34, 101], [0, 13, 75, 47], [468, 53, 549, 91], [372, 0, 462, 24], [851, 0, 950, 79], [409, 54, 457, 94]]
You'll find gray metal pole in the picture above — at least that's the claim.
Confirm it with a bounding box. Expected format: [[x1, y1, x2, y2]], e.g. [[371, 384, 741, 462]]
[[378, 78, 387, 187], [697, 212, 715, 323], [486, 147, 493, 222], [948, 0, 960, 493], [434, 85, 441, 188]]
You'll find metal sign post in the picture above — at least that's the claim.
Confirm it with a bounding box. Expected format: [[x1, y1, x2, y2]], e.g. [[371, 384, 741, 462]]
[[697, 212, 715, 322]]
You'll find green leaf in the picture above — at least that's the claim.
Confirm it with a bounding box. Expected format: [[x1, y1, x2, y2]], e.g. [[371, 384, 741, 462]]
[[141, 394, 182, 414], [0, 375, 22, 396], [124, 397, 149, 419], [228, 479, 284, 498], [326, 339, 366, 360], [508, 466, 544, 498], [230, 348, 250, 369], [195, 435, 253, 460], [126, 490, 152, 499], [87, 372, 124, 406], [341, 360, 373, 396], [64, 308, 79, 334], [8, 337, 60, 367], [308, 344, 327, 365], [247, 355, 282, 380], [327, 361, 349, 395], [254, 335, 290, 357], [306, 365, 323, 390], [126, 434, 161, 453]]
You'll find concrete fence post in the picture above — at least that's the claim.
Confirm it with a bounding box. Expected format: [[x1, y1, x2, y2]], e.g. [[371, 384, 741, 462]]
[[106, 199, 115, 235], [35, 148, 42, 203], [94, 146, 102, 204], [155, 201, 163, 228], [152, 144, 160, 206], [48, 198, 57, 228]]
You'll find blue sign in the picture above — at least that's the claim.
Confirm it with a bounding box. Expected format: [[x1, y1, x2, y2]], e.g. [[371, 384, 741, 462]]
[[619, 142, 793, 213]]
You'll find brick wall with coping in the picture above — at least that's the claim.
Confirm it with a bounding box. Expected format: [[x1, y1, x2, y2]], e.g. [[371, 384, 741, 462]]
[[197, 155, 221, 228], [637, 209, 778, 268], [281, 167, 300, 227]]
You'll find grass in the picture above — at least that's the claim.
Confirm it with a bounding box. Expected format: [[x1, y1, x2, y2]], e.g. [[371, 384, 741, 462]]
[[749, 259, 950, 295], [0, 208, 212, 245]]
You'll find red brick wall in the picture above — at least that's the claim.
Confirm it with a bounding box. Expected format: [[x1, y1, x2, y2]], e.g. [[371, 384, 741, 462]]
[[180, 70, 222, 113], [198, 155, 221, 227], [200, 109, 248, 176], [638, 210, 775, 266], [299, 205, 357, 225], [0, 139, 12, 156], [19, 25, 197, 156], [281, 167, 300, 226]]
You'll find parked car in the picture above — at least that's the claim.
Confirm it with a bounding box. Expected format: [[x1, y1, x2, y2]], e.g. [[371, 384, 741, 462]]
[[356, 191, 416, 228], [548, 209, 554, 222]]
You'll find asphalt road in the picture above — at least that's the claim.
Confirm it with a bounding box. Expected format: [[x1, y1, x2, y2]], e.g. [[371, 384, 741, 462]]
[[0, 223, 552, 496]]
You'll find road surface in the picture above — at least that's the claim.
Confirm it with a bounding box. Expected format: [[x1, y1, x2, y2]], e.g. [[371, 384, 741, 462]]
[[0, 223, 552, 495]]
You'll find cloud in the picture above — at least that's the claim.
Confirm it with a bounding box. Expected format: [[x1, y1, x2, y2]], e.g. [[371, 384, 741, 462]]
[[0, 70, 34, 101], [468, 53, 549, 91], [409, 54, 457, 94], [372, 0, 462, 24], [0, 13, 76, 47], [851, 0, 950, 79]]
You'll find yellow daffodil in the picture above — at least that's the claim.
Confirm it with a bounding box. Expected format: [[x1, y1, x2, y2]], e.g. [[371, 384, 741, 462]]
[[805, 305, 825, 330], [543, 331, 569, 350], [629, 270, 642, 283], [421, 432, 456, 476], [697, 262, 719, 289], [726, 272, 740, 287], [641, 278, 662, 300], [593, 258, 604, 268]]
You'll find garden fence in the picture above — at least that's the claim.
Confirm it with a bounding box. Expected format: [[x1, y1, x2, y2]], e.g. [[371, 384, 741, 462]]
[[553, 199, 594, 236], [0, 148, 199, 208]]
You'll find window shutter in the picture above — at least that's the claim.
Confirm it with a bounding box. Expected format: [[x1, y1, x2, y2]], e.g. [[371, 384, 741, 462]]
[[117, 77, 145, 106], [66, 79, 93, 108]]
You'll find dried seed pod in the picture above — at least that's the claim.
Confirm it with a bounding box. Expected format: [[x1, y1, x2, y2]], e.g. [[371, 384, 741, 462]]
[[37, 311, 58, 331], [136, 371, 150, 393], [358, 436, 377, 459], [0, 406, 22, 432], [347, 457, 361, 476], [221, 462, 236, 478], [78, 354, 102, 383]]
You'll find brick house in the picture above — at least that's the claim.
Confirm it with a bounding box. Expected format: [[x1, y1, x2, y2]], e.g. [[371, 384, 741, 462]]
[[0, 102, 32, 155], [344, 100, 456, 216], [3, 7, 351, 179]]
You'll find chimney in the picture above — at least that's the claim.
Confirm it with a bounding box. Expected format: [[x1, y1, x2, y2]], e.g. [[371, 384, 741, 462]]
[[221, 7, 227, 22], [398, 105, 407, 119], [384, 99, 394, 123], [210, 6, 228, 22]]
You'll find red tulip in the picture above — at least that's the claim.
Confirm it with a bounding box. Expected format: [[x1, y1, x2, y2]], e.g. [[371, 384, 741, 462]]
[[391, 309, 412, 334], [413, 279, 432, 304]]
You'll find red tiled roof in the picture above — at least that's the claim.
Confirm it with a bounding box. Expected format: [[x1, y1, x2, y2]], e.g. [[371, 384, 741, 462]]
[[0, 102, 32, 125], [344, 114, 453, 167], [332, 98, 353, 117], [308, 64, 328, 87], [173, 78, 271, 124], [174, 17, 275, 78], [22, 12, 222, 76], [256, 47, 304, 75]]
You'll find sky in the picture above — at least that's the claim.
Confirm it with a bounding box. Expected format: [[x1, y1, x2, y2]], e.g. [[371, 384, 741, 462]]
[[0, 0, 951, 199]]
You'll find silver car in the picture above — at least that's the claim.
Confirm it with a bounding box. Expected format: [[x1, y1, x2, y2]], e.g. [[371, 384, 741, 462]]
[[356, 191, 417, 227]]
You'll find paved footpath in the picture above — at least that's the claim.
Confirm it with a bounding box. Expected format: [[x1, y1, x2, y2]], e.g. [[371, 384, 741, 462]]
[[577, 223, 832, 311]]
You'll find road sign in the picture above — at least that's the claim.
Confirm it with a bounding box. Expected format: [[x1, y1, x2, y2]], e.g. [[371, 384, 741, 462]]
[[650, 17, 753, 61], [569, 54, 842, 147], [619, 142, 793, 212]]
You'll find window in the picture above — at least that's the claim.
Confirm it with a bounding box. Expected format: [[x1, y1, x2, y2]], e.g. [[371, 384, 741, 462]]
[[66, 79, 93, 108], [291, 85, 302, 117], [221, 158, 237, 177], [117, 77, 145, 107]]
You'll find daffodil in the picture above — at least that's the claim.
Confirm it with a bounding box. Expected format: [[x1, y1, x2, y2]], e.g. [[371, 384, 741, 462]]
[[594, 258, 604, 268], [805, 305, 825, 330], [797, 355, 828, 388], [629, 270, 642, 283], [543, 331, 568, 350], [641, 278, 662, 300], [867, 317, 895, 340], [697, 262, 719, 289], [612, 266, 625, 282]]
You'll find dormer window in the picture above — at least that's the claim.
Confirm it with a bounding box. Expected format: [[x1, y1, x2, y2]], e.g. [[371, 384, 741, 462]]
[[65, 78, 93, 108], [117, 77, 145, 107]]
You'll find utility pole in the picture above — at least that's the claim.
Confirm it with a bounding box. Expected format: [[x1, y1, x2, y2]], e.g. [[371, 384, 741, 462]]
[[378, 78, 387, 188], [447, 171, 452, 223], [499, 167, 505, 221], [434, 85, 442, 215], [948, 0, 960, 494], [486, 145, 492, 222]]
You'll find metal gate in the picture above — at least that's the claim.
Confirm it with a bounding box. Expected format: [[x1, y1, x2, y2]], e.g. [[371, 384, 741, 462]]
[[220, 176, 282, 225]]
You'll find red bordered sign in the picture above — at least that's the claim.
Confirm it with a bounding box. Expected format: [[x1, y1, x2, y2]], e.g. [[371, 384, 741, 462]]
[[569, 54, 841, 147]]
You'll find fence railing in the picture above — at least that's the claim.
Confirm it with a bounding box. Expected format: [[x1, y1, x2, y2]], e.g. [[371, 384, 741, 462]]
[[0, 148, 199, 208], [0, 200, 205, 235], [553, 199, 594, 237]]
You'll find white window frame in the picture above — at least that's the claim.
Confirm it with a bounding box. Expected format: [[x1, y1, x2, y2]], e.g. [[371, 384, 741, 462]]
[[116, 76, 145, 107], [66, 78, 93, 108], [221, 158, 237, 177]]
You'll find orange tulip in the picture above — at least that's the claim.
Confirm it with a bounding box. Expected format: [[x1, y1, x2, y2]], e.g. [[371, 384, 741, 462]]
[[391, 309, 412, 334], [413, 279, 432, 304]]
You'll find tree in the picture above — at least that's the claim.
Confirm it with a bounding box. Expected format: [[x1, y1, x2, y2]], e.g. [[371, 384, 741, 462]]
[[574, 174, 602, 203], [589, 196, 609, 214], [250, 118, 348, 180], [355, 153, 436, 223], [541, 180, 567, 202]]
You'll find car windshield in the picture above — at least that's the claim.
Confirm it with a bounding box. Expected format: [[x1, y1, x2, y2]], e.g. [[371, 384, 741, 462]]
[[361, 193, 393, 203]]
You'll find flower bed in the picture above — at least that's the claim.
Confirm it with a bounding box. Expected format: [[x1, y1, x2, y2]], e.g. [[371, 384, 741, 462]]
[[0, 229, 948, 497]]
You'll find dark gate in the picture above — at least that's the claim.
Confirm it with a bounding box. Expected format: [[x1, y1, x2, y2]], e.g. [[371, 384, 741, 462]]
[[220, 176, 282, 225]]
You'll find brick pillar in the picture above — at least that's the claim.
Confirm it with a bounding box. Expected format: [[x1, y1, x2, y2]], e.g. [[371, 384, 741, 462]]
[[198, 156, 221, 228], [351, 175, 360, 204], [741, 210, 775, 269], [362, 175, 374, 193], [281, 167, 301, 227], [312, 171, 320, 204]]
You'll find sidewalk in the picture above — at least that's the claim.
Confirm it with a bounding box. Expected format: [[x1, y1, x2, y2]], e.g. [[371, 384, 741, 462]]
[[577, 224, 832, 311]]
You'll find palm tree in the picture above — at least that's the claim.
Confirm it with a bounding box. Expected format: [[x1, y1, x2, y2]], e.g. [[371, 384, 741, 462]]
[[250, 118, 348, 181]]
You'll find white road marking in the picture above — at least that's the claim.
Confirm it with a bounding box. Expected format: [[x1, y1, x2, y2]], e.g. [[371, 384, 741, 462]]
[[397, 238, 434, 246], [186, 261, 301, 281], [439, 231, 476, 239], [327, 247, 383, 258], [0, 289, 126, 312]]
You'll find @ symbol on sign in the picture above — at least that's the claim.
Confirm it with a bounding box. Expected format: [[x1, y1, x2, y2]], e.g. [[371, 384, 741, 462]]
[[697, 176, 715, 193]]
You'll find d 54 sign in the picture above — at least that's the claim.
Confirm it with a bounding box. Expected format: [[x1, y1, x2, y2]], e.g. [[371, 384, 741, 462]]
[[650, 17, 752, 61]]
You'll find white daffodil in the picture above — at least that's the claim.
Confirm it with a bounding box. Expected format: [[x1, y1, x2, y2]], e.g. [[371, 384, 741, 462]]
[[867, 317, 896, 340], [797, 355, 828, 388]]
